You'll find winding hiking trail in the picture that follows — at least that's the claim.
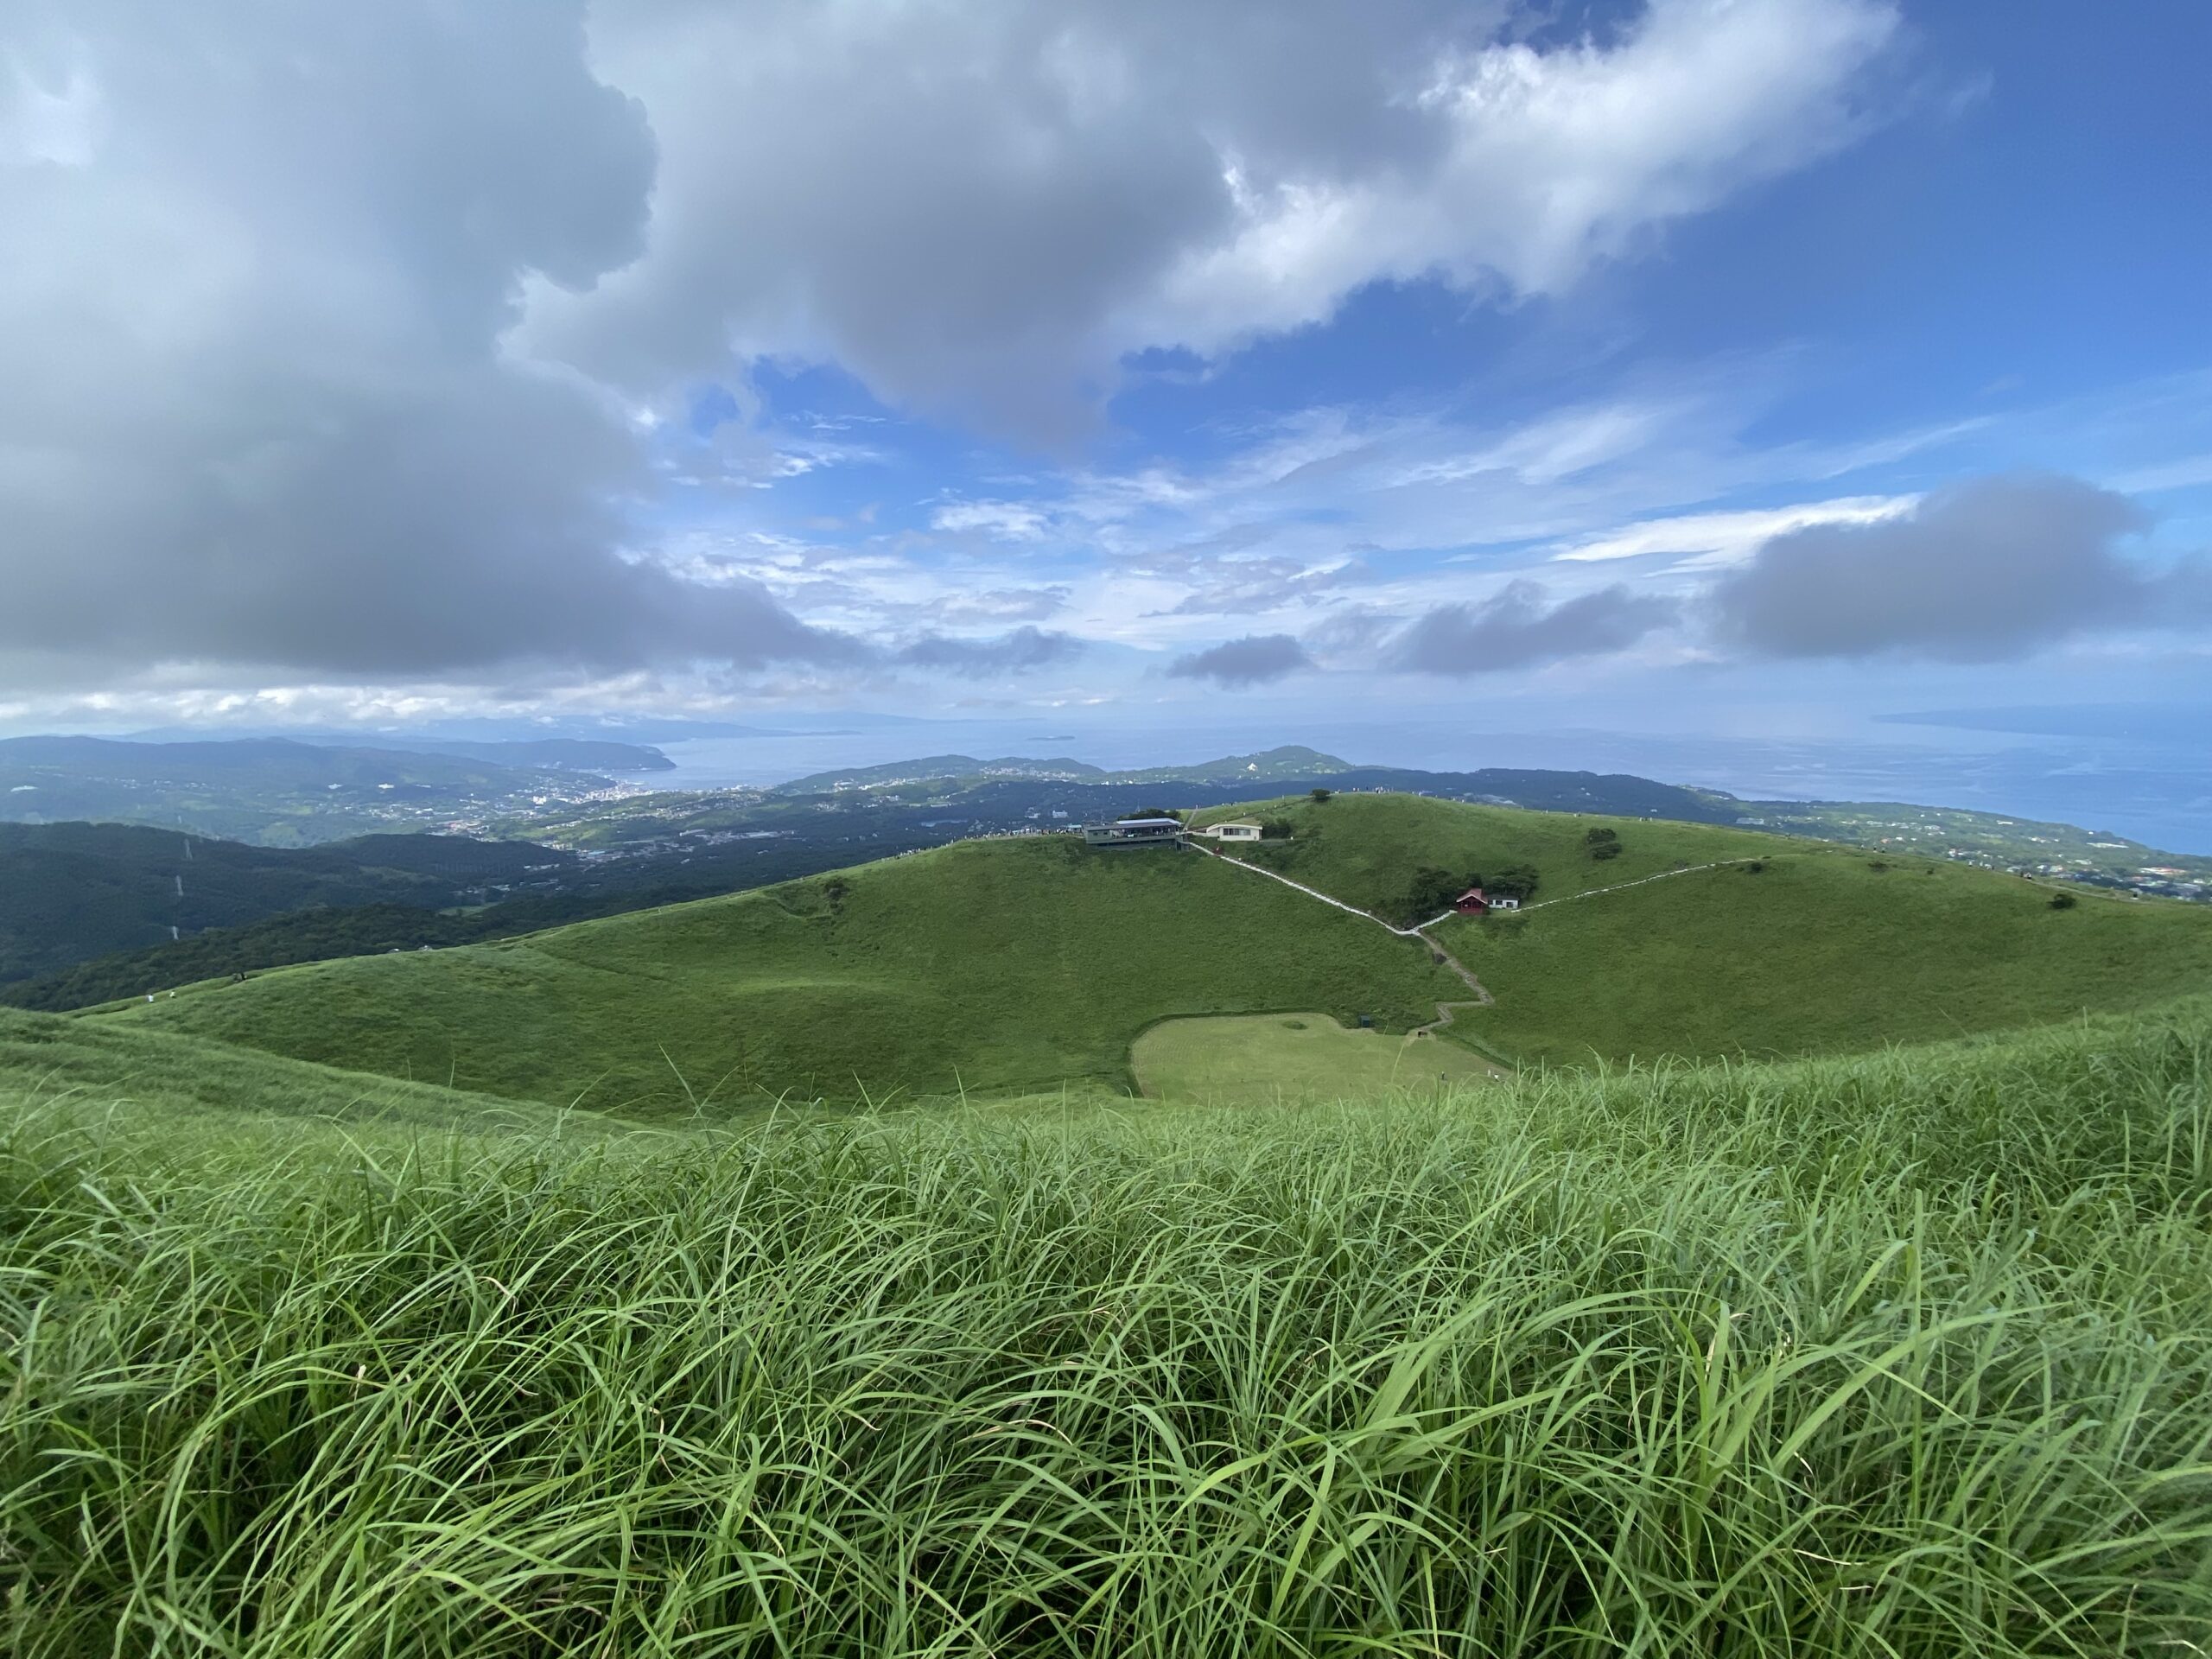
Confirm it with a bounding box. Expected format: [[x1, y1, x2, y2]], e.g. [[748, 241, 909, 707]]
[[1519, 858, 1763, 911], [1191, 841, 1502, 1069], [1192, 842, 1764, 1079]]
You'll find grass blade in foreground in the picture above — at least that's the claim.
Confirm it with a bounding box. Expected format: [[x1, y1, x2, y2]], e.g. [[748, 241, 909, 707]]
[[1, 1004, 2209, 1655]]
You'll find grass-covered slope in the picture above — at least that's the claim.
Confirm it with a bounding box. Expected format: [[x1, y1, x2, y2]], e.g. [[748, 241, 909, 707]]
[[1440, 848, 2212, 1065], [1190, 790, 1783, 918], [4, 1002, 2209, 1655], [118, 837, 1471, 1113], [113, 795, 2212, 1100], [0, 1006, 575, 1135], [1199, 791, 2212, 1063]]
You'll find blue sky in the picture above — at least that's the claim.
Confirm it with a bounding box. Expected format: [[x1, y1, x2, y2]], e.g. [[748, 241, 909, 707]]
[[3, 0, 2209, 792], [615, 0, 2212, 741]]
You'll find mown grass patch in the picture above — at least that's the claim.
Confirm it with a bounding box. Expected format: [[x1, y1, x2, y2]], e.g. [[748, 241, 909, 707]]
[[1131, 1010, 1499, 1100]]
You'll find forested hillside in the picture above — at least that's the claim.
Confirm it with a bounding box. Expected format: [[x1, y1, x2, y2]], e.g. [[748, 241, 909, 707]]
[[0, 822, 569, 984]]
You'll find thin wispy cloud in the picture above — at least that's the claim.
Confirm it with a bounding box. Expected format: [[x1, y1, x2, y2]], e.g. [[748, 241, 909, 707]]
[[1550, 498, 1918, 568]]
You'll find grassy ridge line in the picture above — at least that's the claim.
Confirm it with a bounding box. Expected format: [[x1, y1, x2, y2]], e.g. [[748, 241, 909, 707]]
[[105, 793, 2212, 1108], [3, 1001, 2209, 1654]]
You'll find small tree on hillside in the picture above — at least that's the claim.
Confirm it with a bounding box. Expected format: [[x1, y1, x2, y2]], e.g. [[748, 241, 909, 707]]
[[1260, 818, 1294, 840], [1484, 863, 1541, 901], [1309, 787, 1333, 804], [1586, 826, 1622, 861], [1400, 866, 1463, 925]]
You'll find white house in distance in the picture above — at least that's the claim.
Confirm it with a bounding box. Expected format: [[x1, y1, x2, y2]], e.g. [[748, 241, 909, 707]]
[[1198, 821, 1262, 842]]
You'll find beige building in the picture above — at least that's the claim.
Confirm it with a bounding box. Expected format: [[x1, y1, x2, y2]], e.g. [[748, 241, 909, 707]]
[[1199, 822, 1263, 842]]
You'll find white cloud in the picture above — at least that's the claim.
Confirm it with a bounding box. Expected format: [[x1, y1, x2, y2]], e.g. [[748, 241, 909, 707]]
[[2109, 453, 2212, 496], [0, 0, 873, 683], [1395, 400, 1680, 487], [931, 500, 1053, 542], [2, 46, 102, 165], [524, 0, 1903, 435], [1141, 0, 1899, 356], [1550, 495, 1917, 566]]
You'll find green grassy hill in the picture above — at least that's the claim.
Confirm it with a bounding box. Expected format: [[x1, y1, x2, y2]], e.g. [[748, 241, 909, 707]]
[[1193, 791, 2212, 1064], [104, 794, 2212, 1107], [117, 836, 1471, 1114], [1441, 847, 2212, 1065], [1188, 790, 1783, 918], [4, 999, 2209, 1655]]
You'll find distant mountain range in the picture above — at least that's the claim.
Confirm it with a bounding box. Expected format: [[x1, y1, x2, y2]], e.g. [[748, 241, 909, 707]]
[[771, 745, 1356, 793], [378, 739, 674, 772], [764, 746, 1749, 823]]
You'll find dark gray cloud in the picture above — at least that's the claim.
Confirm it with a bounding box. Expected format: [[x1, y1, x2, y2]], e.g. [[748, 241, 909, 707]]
[[895, 627, 1084, 677], [1389, 582, 1677, 675], [1167, 634, 1314, 687], [1707, 474, 2209, 661]]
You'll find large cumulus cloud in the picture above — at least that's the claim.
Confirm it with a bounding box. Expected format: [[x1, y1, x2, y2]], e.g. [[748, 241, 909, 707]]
[[0, 0, 1905, 694], [526, 0, 1902, 436]]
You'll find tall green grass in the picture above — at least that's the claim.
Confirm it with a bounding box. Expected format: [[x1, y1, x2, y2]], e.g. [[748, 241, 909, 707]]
[[3, 1007, 2209, 1655]]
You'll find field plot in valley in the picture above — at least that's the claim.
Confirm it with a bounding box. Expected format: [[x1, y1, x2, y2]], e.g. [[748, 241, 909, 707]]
[[1132, 1011, 1501, 1101]]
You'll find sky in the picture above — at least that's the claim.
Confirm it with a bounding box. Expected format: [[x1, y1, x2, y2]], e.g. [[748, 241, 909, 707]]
[[3, 0, 2210, 787]]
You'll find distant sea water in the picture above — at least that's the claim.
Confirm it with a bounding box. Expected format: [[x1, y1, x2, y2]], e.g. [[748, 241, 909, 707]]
[[652, 714, 2212, 856]]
